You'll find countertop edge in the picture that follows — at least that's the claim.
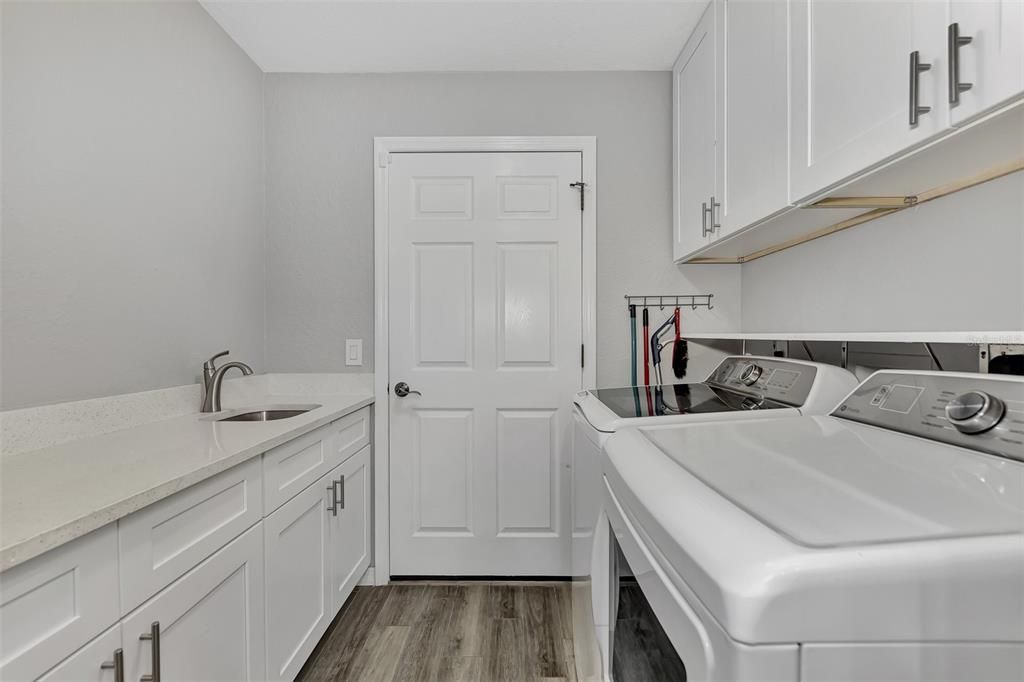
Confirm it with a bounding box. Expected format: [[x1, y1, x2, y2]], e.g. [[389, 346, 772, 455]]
[[0, 395, 374, 571]]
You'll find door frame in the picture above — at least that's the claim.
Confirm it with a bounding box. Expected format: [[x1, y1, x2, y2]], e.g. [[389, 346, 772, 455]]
[[372, 136, 598, 585]]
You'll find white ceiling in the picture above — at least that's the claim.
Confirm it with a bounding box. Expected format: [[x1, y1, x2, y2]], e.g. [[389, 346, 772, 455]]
[[199, 1, 706, 73]]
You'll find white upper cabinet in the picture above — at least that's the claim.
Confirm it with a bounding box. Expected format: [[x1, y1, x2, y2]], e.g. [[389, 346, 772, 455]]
[[949, 0, 1024, 125], [715, 0, 790, 235], [789, 0, 950, 203], [673, 2, 717, 260]]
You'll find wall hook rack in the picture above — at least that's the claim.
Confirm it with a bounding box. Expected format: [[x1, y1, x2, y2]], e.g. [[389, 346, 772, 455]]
[[624, 294, 714, 311]]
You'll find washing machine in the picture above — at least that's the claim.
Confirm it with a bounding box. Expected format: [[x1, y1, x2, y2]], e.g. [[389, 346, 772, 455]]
[[602, 370, 1024, 681], [571, 356, 858, 681]]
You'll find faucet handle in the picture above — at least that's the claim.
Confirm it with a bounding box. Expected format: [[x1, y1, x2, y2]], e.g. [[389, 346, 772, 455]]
[[203, 350, 230, 371]]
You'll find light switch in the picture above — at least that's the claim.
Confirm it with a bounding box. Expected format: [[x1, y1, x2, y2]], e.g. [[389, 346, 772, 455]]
[[345, 339, 363, 366]]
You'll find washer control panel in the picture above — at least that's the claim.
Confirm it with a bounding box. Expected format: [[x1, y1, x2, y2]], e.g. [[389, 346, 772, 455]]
[[707, 357, 819, 407], [834, 371, 1024, 461]]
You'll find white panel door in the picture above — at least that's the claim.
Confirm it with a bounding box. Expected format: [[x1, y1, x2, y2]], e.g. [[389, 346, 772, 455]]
[[790, 0, 949, 202], [949, 0, 1024, 125], [121, 524, 265, 682], [673, 3, 717, 259], [388, 151, 582, 576], [328, 445, 371, 614], [264, 476, 330, 682]]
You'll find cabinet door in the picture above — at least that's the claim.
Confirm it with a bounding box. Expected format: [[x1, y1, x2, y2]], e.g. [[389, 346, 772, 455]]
[[328, 446, 372, 615], [264, 475, 331, 682], [0, 525, 120, 682], [673, 2, 717, 260], [122, 525, 265, 682], [949, 0, 1024, 124], [716, 0, 790, 235], [37, 625, 122, 682], [789, 0, 948, 202]]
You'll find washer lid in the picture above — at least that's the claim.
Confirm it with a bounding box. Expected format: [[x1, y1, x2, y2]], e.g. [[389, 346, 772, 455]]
[[643, 417, 1024, 548], [602, 417, 1024, 644]]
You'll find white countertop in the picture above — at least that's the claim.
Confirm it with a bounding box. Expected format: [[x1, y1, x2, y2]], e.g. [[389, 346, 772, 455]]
[[0, 392, 373, 571]]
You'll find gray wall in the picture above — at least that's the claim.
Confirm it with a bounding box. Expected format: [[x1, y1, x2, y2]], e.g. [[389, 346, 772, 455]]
[[741, 173, 1024, 333], [263, 72, 741, 387], [1, 1, 265, 409]]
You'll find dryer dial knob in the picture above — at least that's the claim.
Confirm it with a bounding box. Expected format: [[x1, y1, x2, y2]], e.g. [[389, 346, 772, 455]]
[[945, 391, 1006, 434], [740, 363, 763, 386]]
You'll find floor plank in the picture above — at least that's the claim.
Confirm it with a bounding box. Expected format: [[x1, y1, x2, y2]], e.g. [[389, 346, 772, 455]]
[[296, 581, 576, 682]]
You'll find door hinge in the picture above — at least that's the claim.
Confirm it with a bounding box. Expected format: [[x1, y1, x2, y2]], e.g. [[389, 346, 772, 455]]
[[581, 344, 585, 368], [569, 181, 587, 211], [377, 151, 391, 168]]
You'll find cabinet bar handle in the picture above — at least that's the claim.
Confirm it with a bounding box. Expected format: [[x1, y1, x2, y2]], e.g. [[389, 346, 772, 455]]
[[337, 475, 346, 510], [327, 480, 339, 516], [701, 201, 711, 237], [710, 196, 721, 233], [100, 648, 125, 682], [948, 22, 973, 105], [139, 622, 160, 682], [909, 51, 932, 125]]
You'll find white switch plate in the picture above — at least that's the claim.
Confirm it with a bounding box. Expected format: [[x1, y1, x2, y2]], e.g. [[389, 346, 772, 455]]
[[345, 339, 363, 366]]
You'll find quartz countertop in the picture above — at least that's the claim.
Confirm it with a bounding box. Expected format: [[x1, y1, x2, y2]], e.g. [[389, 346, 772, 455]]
[[0, 392, 373, 571]]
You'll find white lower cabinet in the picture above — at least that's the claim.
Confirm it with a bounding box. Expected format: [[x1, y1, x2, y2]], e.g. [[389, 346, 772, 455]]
[[36, 625, 123, 682], [1, 413, 373, 682], [328, 445, 372, 614], [265, 444, 372, 682], [121, 524, 266, 682], [264, 472, 332, 682], [0, 525, 120, 682]]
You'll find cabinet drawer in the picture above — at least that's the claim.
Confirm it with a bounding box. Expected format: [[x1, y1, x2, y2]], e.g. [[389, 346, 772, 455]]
[[118, 457, 262, 614], [0, 525, 119, 682], [263, 407, 370, 514]]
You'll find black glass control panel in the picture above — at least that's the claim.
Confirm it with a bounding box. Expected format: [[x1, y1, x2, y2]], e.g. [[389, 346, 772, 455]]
[[834, 372, 1024, 461], [706, 357, 819, 407]]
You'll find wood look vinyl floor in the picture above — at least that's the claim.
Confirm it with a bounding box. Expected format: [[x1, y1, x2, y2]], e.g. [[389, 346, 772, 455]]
[[296, 582, 577, 682]]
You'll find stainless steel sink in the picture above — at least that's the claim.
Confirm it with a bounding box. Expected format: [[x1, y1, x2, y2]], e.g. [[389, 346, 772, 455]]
[[219, 409, 311, 422], [212, 404, 321, 422]]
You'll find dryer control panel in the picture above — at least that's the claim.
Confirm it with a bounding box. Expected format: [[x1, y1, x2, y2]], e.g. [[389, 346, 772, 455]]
[[707, 357, 819, 407], [834, 371, 1024, 461]]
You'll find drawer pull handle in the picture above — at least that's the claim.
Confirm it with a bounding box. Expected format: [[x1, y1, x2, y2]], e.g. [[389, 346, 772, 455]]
[[100, 648, 125, 682], [139, 621, 160, 682]]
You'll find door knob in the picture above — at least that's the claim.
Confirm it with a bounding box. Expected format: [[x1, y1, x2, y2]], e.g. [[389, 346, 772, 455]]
[[394, 382, 422, 398]]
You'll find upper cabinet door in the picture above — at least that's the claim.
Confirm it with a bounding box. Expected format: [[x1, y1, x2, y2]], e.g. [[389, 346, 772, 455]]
[[949, 0, 1024, 125], [715, 0, 789, 235], [789, 0, 949, 202], [673, 3, 717, 261]]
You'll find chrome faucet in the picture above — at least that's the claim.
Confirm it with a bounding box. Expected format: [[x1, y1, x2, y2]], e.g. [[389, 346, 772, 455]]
[[201, 350, 253, 413]]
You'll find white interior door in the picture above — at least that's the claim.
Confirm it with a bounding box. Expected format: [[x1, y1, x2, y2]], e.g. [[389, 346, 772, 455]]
[[388, 151, 583, 576]]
